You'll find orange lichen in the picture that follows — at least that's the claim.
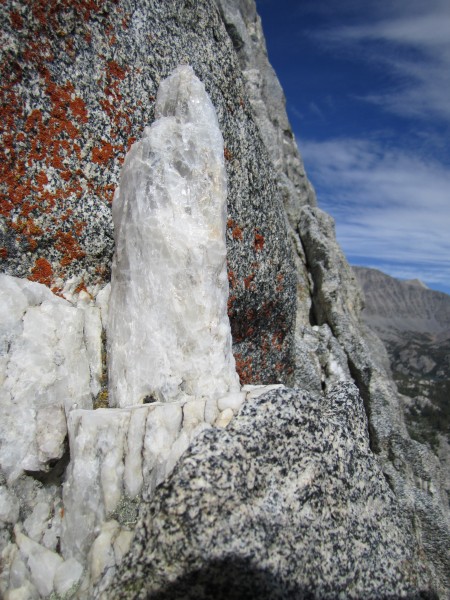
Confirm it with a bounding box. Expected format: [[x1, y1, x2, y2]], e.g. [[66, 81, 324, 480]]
[[69, 97, 88, 123], [227, 294, 236, 313], [55, 231, 85, 266], [272, 332, 283, 351], [10, 11, 23, 29], [227, 269, 237, 290], [234, 353, 253, 385], [227, 219, 243, 241], [107, 60, 126, 81], [276, 273, 284, 292], [224, 147, 233, 161], [92, 142, 115, 165], [74, 280, 93, 299], [254, 230, 264, 252], [36, 171, 48, 187], [261, 335, 269, 368], [244, 273, 255, 290], [232, 226, 243, 241], [28, 257, 53, 286], [0, 248, 8, 259]]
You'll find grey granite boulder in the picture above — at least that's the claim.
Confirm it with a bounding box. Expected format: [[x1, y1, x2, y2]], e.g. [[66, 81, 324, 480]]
[[96, 383, 434, 599]]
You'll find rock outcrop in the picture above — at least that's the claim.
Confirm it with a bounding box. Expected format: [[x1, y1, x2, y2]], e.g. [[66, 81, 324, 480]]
[[354, 266, 450, 526], [1, 0, 449, 599], [107, 65, 239, 408], [96, 384, 432, 599], [0, 0, 295, 384], [297, 208, 450, 596]]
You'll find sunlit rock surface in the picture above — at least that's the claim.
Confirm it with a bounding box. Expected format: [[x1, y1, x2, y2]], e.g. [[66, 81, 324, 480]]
[[97, 384, 433, 599], [0, 274, 101, 598], [61, 401, 211, 564], [108, 65, 239, 408], [0, 275, 97, 483]]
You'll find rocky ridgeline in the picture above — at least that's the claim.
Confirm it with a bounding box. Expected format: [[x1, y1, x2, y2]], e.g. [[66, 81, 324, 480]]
[[0, 1, 449, 598], [354, 266, 450, 339], [354, 266, 450, 506]]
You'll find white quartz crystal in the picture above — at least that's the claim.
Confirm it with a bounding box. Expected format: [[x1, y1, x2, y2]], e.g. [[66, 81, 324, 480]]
[[108, 65, 239, 407], [0, 275, 95, 482], [0, 487, 19, 524], [53, 557, 83, 596], [14, 527, 63, 597], [61, 399, 212, 563]]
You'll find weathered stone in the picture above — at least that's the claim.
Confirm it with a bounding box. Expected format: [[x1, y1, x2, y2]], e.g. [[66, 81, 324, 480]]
[[215, 0, 317, 225], [96, 384, 434, 599], [0, 274, 96, 483], [297, 205, 450, 595], [0, 0, 448, 597], [0, 0, 296, 384]]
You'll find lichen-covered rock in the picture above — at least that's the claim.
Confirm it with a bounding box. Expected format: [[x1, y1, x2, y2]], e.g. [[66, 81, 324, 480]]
[[0, 0, 296, 384], [96, 384, 434, 599], [1, 0, 448, 596]]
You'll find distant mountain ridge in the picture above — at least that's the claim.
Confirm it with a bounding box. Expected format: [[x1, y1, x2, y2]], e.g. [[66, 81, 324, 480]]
[[353, 265, 450, 458], [353, 266, 450, 340]]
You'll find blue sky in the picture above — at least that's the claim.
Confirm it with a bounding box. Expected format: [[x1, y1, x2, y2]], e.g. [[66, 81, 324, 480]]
[[256, 0, 450, 295]]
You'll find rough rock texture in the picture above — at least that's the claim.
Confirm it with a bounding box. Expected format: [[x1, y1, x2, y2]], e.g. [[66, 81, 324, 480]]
[[1, 0, 449, 598], [0, 274, 98, 482], [297, 206, 450, 596], [0, 274, 105, 598], [108, 66, 239, 407], [96, 384, 433, 599], [215, 0, 317, 226], [0, 0, 296, 385], [354, 266, 450, 533]]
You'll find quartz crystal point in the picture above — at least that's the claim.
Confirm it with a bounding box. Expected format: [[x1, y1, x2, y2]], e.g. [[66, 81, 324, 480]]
[[108, 65, 240, 407]]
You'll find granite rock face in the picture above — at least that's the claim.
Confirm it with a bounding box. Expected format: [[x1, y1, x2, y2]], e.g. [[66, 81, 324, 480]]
[[354, 266, 450, 550], [215, 0, 317, 226], [297, 206, 450, 595], [96, 384, 433, 599], [0, 0, 296, 384]]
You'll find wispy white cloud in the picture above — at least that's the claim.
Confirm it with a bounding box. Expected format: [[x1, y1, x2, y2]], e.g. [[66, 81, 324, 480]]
[[309, 0, 450, 123], [299, 137, 450, 291], [308, 101, 325, 120]]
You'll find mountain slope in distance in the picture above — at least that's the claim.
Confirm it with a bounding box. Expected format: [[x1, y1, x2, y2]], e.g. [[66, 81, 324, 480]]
[[353, 266, 450, 454]]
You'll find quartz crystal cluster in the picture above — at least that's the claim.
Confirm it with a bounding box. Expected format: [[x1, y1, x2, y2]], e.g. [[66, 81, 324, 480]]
[[108, 65, 240, 408]]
